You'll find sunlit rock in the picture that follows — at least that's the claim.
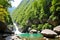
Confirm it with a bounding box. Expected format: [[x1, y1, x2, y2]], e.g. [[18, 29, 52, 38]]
[[41, 29, 57, 38], [53, 25, 60, 34], [30, 29, 37, 33]]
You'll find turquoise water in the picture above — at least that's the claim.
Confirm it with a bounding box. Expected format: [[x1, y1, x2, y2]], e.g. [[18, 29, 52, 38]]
[[17, 33, 60, 40], [17, 33, 43, 38]]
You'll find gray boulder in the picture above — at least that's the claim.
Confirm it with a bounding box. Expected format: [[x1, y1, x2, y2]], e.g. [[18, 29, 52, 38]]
[[41, 29, 57, 38], [30, 29, 37, 33], [5, 35, 21, 40], [53, 25, 60, 34]]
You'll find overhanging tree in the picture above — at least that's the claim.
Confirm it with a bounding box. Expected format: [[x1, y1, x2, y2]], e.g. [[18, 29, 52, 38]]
[[0, 0, 12, 25]]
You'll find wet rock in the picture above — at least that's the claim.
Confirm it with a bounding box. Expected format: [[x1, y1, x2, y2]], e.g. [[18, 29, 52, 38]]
[[53, 25, 60, 34], [5, 35, 21, 40], [56, 34, 60, 37], [41, 29, 57, 38]]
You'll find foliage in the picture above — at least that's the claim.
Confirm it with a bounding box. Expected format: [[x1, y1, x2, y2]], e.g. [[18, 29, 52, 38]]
[[12, 0, 60, 30], [0, 0, 11, 8], [0, 0, 12, 25]]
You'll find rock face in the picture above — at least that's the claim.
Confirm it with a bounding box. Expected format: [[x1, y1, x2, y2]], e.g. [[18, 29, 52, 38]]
[[41, 29, 57, 38], [53, 25, 60, 34], [0, 21, 7, 32], [0, 21, 14, 34]]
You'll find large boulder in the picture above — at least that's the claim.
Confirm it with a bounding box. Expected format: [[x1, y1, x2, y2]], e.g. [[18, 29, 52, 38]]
[[53, 25, 60, 34], [41, 29, 57, 38]]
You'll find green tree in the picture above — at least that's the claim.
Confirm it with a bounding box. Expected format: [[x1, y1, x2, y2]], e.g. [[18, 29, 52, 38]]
[[12, 0, 60, 30], [0, 0, 12, 25]]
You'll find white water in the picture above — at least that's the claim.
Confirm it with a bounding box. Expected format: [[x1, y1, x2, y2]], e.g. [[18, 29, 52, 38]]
[[5, 22, 22, 40], [13, 22, 21, 34]]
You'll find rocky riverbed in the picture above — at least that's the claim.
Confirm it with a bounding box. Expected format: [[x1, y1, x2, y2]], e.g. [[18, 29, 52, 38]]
[[0, 33, 60, 40]]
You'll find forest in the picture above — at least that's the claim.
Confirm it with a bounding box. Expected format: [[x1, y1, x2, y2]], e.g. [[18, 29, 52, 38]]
[[0, 0, 60, 40], [0, 0, 12, 25], [12, 0, 60, 31]]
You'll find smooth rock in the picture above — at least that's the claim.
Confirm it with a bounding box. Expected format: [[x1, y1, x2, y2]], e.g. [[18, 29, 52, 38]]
[[53, 25, 60, 34], [5, 35, 21, 40], [30, 29, 37, 33], [41, 29, 57, 38]]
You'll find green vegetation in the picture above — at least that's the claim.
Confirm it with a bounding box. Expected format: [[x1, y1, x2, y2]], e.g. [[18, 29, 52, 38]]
[[12, 0, 60, 30], [0, 0, 12, 25]]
